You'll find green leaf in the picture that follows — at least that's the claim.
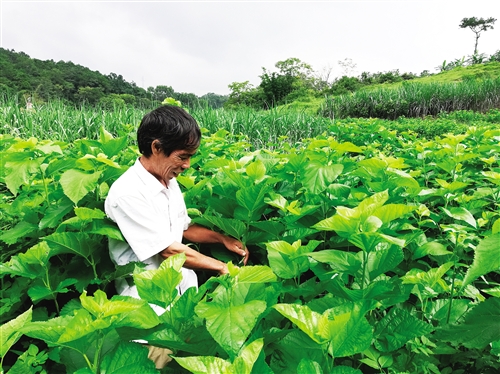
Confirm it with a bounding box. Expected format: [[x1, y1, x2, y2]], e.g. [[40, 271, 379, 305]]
[[303, 162, 343, 194], [265, 241, 310, 279], [436, 298, 500, 349], [80, 290, 160, 329], [374, 308, 434, 352], [228, 264, 277, 283], [492, 218, 500, 234], [134, 254, 185, 308], [4, 155, 43, 195], [306, 250, 362, 275], [99, 136, 129, 159], [59, 169, 102, 205], [0, 221, 38, 245], [413, 241, 452, 260], [366, 245, 404, 281], [441, 207, 477, 228], [0, 307, 32, 357], [232, 338, 264, 374], [313, 214, 357, 237], [331, 366, 363, 374], [236, 184, 270, 220], [39, 201, 73, 229], [1, 242, 50, 279], [297, 359, 323, 374], [100, 341, 157, 373], [462, 234, 500, 288], [325, 303, 373, 358], [202, 215, 246, 239], [273, 303, 326, 344], [195, 285, 267, 358], [74, 207, 106, 220], [43, 232, 97, 260], [175, 355, 231, 374], [246, 160, 266, 180], [373, 204, 416, 224]]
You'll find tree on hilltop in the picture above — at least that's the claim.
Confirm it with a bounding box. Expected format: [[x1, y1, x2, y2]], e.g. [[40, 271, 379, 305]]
[[459, 17, 497, 55]]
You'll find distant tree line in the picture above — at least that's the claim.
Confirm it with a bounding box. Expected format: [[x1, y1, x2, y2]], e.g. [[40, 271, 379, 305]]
[[0, 48, 227, 109], [225, 50, 500, 110]]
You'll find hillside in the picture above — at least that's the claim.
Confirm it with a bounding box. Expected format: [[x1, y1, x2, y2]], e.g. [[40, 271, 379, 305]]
[[282, 61, 500, 115], [0, 48, 226, 108]]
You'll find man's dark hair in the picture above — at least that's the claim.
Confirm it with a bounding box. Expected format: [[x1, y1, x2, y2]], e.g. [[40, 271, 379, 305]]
[[137, 105, 201, 157]]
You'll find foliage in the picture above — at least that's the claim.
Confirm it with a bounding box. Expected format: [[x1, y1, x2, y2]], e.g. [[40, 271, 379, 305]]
[[459, 17, 497, 55], [1, 110, 499, 372], [320, 77, 500, 120], [0, 48, 227, 109]]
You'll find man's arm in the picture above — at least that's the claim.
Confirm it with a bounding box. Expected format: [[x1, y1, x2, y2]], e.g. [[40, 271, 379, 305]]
[[160, 224, 249, 274], [183, 224, 249, 264], [161, 240, 228, 274]]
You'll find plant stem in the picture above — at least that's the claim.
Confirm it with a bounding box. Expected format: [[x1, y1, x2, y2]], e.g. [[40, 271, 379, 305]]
[[446, 265, 457, 324]]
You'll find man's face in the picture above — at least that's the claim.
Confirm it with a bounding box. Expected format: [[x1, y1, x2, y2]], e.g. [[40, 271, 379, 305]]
[[150, 145, 197, 185]]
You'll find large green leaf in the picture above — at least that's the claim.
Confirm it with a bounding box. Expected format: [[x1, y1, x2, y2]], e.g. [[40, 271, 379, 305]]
[[59, 169, 102, 205], [441, 207, 477, 228], [324, 303, 373, 358], [462, 233, 500, 288], [202, 215, 246, 239], [413, 241, 452, 260], [374, 307, 434, 352], [268, 329, 325, 373], [436, 297, 500, 349], [373, 204, 417, 224], [245, 159, 266, 181], [236, 184, 270, 220], [228, 264, 277, 283], [43, 232, 98, 260], [134, 254, 185, 308], [312, 214, 357, 237], [99, 341, 157, 373], [4, 154, 43, 195], [265, 241, 310, 279], [273, 303, 326, 344], [306, 250, 362, 275], [0, 221, 38, 245], [175, 356, 231, 374], [0, 242, 50, 279], [195, 284, 267, 358], [274, 302, 372, 357], [303, 162, 343, 194], [231, 338, 264, 374], [0, 307, 32, 357], [79, 290, 160, 330], [366, 245, 404, 281]]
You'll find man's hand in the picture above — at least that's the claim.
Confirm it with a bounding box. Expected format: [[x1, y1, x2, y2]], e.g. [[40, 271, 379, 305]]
[[221, 236, 249, 265]]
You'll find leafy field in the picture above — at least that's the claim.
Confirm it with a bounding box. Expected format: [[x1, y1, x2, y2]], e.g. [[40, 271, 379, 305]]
[[1, 110, 500, 373]]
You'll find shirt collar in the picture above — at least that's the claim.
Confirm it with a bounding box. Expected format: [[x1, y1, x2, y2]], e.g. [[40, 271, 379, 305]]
[[133, 158, 167, 195]]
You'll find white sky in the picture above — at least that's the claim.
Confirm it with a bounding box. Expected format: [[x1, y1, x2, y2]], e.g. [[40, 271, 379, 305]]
[[1, 0, 499, 96]]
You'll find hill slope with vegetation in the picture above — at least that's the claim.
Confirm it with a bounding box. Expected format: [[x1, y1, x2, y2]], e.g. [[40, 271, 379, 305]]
[[0, 48, 227, 108]]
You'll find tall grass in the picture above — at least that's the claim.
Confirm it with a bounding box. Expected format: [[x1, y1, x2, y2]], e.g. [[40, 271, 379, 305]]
[[0, 94, 332, 149], [320, 77, 500, 120], [2, 94, 498, 149]]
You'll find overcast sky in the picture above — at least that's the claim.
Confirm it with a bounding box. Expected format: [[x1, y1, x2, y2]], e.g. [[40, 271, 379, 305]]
[[1, 0, 498, 96]]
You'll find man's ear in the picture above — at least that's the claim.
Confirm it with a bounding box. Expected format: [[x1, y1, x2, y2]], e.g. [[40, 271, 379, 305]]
[[151, 140, 162, 155]]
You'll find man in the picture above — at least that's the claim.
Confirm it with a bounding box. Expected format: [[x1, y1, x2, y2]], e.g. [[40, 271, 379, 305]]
[[104, 105, 248, 368]]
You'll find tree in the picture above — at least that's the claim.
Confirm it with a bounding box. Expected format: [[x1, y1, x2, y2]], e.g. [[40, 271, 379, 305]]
[[459, 17, 497, 55]]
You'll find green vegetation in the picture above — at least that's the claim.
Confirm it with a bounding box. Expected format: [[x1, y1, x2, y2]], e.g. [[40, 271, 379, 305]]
[[1, 45, 500, 373], [3, 94, 500, 147], [320, 76, 500, 120], [1, 116, 499, 373], [0, 48, 227, 109]]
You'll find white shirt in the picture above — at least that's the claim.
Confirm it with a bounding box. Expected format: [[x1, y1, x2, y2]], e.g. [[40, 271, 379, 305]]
[[105, 158, 198, 314]]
